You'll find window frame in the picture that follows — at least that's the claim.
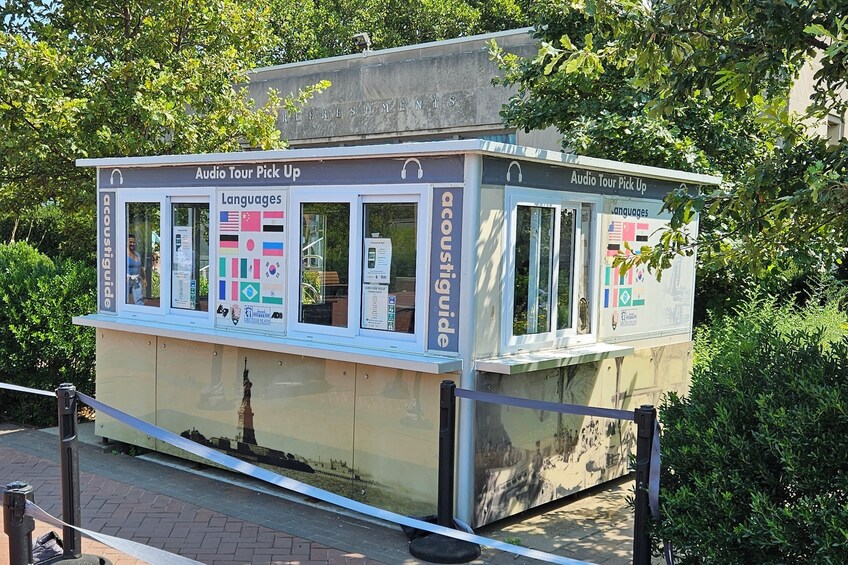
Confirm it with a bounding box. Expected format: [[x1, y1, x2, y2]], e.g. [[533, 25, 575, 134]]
[[120, 192, 166, 318], [287, 185, 430, 352], [168, 196, 211, 321], [119, 188, 214, 325], [503, 187, 600, 353]]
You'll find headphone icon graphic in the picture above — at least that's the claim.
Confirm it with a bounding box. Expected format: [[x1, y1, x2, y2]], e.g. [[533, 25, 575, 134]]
[[506, 161, 523, 183], [110, 169, 124, 186], [401, 158, 423, 180]]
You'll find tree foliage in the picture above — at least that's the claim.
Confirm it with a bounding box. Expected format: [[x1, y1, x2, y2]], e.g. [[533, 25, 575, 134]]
[[493, 0, 848, 277], [260, 0, 530, 65], [0, 0, 327, 260]]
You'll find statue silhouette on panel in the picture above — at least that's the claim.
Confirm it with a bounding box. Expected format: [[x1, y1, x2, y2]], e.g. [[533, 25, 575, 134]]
[[236, 357, 257, 445], [181, 356, 314, 473]]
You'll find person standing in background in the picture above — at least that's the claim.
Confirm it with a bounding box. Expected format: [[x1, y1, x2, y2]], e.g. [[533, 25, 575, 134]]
[[127, 234, 146, 304]]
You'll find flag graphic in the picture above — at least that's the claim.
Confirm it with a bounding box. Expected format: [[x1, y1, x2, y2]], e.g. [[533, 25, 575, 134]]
[[231, 258, 240, 279], [636, 222, 650, 242], [231, 281, 239, 302], [241, 211, 261, 231], [240, 258, 248, 279], [618, 287, 632, 307], [604, 288, 610, 308], [622, 222, 636, 242], [263, 211, 285, 232], [262, 242, 284, 256], [264, 260, 281, 279], [607, 221, 622, 244], [219, 211, 239, 232], [253, 258, 260, 280], [240, 282, 260, 303], [219, 234, 238, 255], [219, 280, 226, 300], [219, 257, 227, 278], [261, 283, 284, 305]]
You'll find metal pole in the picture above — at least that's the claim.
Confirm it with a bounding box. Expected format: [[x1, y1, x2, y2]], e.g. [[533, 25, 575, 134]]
[[57, 383, 82, 559], [437, 380, 457, 528], [633, 405, 656, 565], [4, 482, 35, 565]]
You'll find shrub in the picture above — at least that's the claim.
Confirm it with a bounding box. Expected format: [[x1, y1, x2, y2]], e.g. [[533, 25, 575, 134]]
[[0, 242, 96, 426], [654, 285, 848, 564]]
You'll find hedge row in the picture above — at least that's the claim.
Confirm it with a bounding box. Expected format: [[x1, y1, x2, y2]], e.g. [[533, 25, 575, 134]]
[[655, 286, 848, 563], [0, 242, 96, 426]]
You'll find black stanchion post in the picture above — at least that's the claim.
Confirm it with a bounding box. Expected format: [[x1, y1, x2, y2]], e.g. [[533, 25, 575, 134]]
[[57, 383, 82, 559], [52, 384, 112, 565], [437, 379, 456, 528], [407, 380, 480, 564], [633, 404, 656, 565], [4, 481, 35, 565]]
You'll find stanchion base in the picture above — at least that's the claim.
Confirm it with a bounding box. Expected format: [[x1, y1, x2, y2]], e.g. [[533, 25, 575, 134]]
[[40, 554, 112, 565], [409, 533, 481, 564]]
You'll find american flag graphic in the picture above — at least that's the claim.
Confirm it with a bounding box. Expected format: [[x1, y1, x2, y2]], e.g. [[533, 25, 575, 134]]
[[220, 211, 239, 232], [607, 221, 623, 244]]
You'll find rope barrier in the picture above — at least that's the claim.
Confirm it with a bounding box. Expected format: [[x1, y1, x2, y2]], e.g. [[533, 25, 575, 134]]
[[0, 382, 594, 565]]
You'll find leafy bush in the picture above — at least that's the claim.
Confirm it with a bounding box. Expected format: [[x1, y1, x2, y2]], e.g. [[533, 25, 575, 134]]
[[654, 285, 848, 563], [0, 242, 96, 426]]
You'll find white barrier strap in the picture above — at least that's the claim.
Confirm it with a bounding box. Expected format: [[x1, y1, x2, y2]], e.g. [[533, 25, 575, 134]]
[[78, 391, 594, 565], [0, 382, 55, 397], [25, 500, 204, 565]]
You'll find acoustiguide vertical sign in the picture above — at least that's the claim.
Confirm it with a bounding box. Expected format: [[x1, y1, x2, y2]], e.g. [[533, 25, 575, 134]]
[[428, 186, 463, 353], [98, 190, 117, 313]]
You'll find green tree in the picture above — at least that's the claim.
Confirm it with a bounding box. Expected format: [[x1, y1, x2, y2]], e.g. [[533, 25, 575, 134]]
[[259, 0, 530, 66], [0, 0, 327, 260], [493, 1, 847, 278]]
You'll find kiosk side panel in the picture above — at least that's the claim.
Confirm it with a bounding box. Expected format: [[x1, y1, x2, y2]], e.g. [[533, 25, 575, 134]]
[[96, 330, 157, 449], [472, 341, 692, 527]]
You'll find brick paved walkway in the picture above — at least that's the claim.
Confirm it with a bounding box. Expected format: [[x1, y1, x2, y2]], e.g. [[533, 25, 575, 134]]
[[0, 427, 390, 565], [0, 424, 647, 565]]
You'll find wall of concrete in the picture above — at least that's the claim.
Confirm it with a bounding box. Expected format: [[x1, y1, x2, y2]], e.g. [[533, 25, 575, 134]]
[[246, 29, 555, 148]]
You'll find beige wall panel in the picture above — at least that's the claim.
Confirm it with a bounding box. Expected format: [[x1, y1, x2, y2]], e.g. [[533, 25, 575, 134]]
[[152, 340, 357, 492], [473, 342, 693, 526], [352, 366, 450, 516], [95, 330, 157, 449], [154, 338, 237, 453]]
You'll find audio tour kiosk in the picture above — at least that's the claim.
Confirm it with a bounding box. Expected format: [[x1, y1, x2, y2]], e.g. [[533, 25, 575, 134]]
[[76, 140, 719, 526]]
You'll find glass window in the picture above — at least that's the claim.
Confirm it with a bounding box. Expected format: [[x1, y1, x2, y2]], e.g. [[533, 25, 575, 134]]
[[577, 204, 593, 334], [361, 202, 417, 334], [171, 202, 209, 311], [556, 208, 576, 331], [513, 205, 554, 335], [299, 202, 350, 327], [126, 203, 161, 307], [507, 192, 594, 351]]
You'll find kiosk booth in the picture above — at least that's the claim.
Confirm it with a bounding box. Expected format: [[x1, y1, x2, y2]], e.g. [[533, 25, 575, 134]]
[[75, 140, 719, 527]]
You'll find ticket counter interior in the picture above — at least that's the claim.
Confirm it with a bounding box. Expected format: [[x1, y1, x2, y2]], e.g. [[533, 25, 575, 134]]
[[76, 140, 719, 526]]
